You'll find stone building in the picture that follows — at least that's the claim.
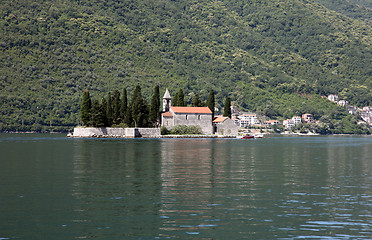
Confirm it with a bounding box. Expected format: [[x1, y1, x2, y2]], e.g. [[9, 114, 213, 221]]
[[213, 116, 239, 135], [161, 89, 213, 134]]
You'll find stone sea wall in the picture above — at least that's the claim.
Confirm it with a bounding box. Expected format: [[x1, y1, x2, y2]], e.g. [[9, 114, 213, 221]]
[[72, 127, 161, 138]]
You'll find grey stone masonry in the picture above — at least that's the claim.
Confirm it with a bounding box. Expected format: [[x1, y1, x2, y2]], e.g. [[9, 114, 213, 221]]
[[72, 127, 161, 138]]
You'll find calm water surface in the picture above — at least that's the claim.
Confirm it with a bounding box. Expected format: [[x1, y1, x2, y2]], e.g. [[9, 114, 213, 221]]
[[0, 134, 371, 239]]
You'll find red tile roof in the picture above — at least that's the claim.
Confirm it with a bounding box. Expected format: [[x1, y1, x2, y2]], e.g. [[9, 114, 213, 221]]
[[213, 116, 227, 123], [170, 106, 212, 114], [162, 111, 173, 117]]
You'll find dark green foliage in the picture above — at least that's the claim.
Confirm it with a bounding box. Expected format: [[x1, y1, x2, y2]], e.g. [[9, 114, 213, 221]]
[[106, 92, 113, 127], [160, 126, 170, 135], [149, 85, 160, 126], [172, 92, 180, 107], [100, 97, 108, 127], [125, 107, 133, 127], [81, 90, 92, 126], [174, 89, 186, 107], [112, 90, 121, 124], [90, 100, 106, 127], [120, 88, 127, 123], [131, 85, 149, 127], [206, 90, 215, 119], [0, 0, 370, 132], [170, 125, 203, 135], [191, 93, 202, 107], [223, 97, 231, 118]]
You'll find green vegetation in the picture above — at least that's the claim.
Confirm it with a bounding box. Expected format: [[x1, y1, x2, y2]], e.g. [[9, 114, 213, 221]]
[[162, 125, 203, 135], [0, 0, 370, 132], [223, 97, 232, 118]]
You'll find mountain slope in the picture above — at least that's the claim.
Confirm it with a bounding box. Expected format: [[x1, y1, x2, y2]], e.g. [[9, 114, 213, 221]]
[[0, 0, 371, 131]]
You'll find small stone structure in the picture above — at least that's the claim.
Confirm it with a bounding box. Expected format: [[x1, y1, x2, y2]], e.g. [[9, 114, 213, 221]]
[[72, 127, 161, 138], [212, 116, 239, 136]]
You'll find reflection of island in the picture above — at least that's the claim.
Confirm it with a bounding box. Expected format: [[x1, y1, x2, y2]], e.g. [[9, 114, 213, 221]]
[[71, 139, 163, 238]]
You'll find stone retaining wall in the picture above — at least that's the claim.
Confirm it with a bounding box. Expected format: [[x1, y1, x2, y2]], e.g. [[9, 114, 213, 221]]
[[72, 127, 160, 138]]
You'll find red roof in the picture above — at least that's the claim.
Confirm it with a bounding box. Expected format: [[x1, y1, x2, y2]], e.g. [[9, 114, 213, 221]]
[[213, 116, 227, 123], [170, 106, 212, 114], [162, 111, 173, 117]]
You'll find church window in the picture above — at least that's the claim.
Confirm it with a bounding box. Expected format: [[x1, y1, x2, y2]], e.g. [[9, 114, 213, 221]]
[[198, 115, 201, 120], [186, 115, 188, 120]]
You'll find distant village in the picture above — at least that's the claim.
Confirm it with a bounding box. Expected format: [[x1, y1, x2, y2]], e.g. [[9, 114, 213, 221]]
[[229, 94, 371, 133]]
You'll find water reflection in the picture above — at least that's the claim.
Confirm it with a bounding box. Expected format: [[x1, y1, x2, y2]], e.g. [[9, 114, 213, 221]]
[[69, 137, 372, 239]]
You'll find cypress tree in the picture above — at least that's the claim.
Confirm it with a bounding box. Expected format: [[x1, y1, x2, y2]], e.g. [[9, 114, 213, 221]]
[[191, 93, 202, 107], [131, 85, 149, 127], [112, 90, 121, 124], [125, 107, 133, 127], [81, 90, 92, 126], [206, 89, 215, 119], [120, 87, 127, 123], [177, 89, 186, 106], [101, 97, 108, 127], [223, 97, 231, 118], [172, 91, 179, 106], [149, 85, 160, 126], [91, 100, 105, 127], [106, 92, 113, 127]]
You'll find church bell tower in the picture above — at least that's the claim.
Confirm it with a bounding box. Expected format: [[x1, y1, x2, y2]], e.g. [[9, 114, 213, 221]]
[[162, 89, 172, 112]]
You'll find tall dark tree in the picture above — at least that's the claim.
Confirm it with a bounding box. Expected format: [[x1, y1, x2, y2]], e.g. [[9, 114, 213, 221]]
[[125, 107, 133, 127], [120, 87, 127, 123], [172, 91, 180, 106], [206, 89, 215, 118], [81, 90, 92, 126], [176, 89, 186, 106], [149, 85, 160, 126], [131, 85, 149, 127], [191, 93, 202, 107], [106, 92, 113, 127], [223, 97, 231, 118], [112, 90, 121, 124], [101, 97, 108, 127], [90, 100, 105, 127]]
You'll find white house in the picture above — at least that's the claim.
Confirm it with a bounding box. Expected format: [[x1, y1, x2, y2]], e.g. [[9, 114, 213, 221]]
[[283, 119, 295, 129], [328, 95, 339, 102]]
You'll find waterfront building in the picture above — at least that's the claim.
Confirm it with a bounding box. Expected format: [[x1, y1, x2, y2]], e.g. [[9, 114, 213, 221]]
[[213, 116, 239, 136], [302, 113, 314, 123], [161, 90, 213, 134]]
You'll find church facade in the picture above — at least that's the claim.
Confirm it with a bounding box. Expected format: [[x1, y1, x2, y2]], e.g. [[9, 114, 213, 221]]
[[161, 89, 213, 135]]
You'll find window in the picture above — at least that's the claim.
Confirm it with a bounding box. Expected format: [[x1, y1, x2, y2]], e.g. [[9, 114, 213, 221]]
[[186, 115, 188, 120], [198, 115, 201, 120]]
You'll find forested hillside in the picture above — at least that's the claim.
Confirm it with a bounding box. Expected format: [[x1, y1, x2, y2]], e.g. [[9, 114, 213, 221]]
[[0, 0, 371, 132], [315, 0, 372, 25]]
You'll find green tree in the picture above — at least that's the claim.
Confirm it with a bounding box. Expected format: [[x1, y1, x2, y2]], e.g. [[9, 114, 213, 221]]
[[101, 97, 108, 127], [120, 88, 127, 123], [223, 97, 231, 118], [206, 89, 215, 118], [90, 100, 105, 127], [112, 90, 121, 124], [192, 93, 202, 107], [172, 91, 180, 106], [149, 85, 160, 126], [106, 92, 113, 127], [131, 85, 149, 127], [81, 90, 92, 126], [176, 89, 186, 106]]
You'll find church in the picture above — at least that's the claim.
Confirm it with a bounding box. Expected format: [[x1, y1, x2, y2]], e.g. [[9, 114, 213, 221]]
[[161, 89, 214, 135]]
